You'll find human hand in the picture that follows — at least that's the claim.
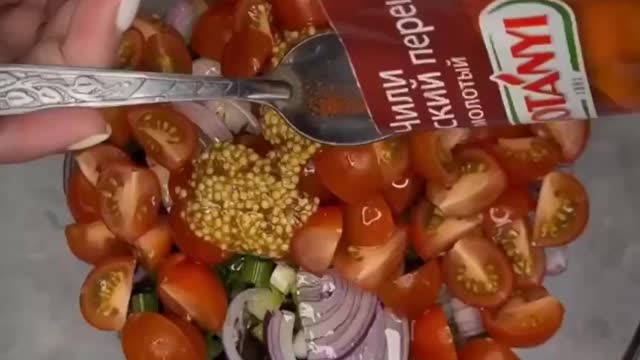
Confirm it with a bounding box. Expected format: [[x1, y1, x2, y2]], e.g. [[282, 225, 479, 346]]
[[0, 0, 140, 163]]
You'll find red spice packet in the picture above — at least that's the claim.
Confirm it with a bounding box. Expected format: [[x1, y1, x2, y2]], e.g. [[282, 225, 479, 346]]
[[320, 0, 633, 135]]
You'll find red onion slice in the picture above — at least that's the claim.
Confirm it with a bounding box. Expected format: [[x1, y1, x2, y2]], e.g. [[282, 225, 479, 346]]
[[203, 99, 261, 134], [192, 58, 221, 77], [265, 310, 297, 360], [450, 297, 485, 339], [545, 246, 569, 275], [222, 288, 264, 360], [343, 305, 386, 360], [383, 309, 410, 360], [172, 102, 233, 142]]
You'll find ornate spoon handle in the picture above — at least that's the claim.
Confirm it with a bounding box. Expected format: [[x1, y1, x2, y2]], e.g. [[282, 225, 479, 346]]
[[0, 64, 291, 116]]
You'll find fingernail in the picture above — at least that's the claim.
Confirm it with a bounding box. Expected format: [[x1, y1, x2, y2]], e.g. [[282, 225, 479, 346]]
[[67, 124, 112, 151], [116, 0, 141, 32]]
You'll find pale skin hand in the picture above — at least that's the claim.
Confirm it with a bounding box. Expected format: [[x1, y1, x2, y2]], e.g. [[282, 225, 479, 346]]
[[0, 0, 140, 163]]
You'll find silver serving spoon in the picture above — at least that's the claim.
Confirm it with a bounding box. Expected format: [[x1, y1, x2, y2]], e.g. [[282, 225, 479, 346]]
[[0, 32, 386, 145]]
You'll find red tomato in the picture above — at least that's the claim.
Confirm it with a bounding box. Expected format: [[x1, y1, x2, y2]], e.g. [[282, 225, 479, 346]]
[[65, 221, 131, 265], [481, 187, 534, 237], [332, 227, 407, 292], [158, 253, 188, 284], [132, 220, 173, 273], [489, 137, 562, 184], [117, 27, 144, 70], [79, 256, 135, 331], [168, 163, 194, 206], [143, 29, 192, 74], [410, 130, 462, 187], [97, 164, 161, 242], [533, 120, 590, 162], [427, 147, 507, 217], [163, 314, 208, 360], [442, 236, 514, 308], [487, 217, 540, 288], [377, 260, 441, 320], [191, 0, 236, 61], [290, 206, 343, 274], [232, 0, 272, 32], [517, 246, 546, 288], [128, 106, 199, 171], [372, 137, 411, 185], [457, 338, 519, 360], [98, 107, 132, 148], [411, 305, 457, 360], [168, 203, 233, 266], [74, 144, 132, 186], [158, 260, 228, 333], [233, 133, 273, 157], [271, 0, 329, 30], [314, 145, 384, 204], [121, 313, 206, 360], [67, 169, 101, 223], [467, 124, 533, 144], [532, 172, 589, 247], [343, 194, 395, 247], [298, 158, 335, 204], [221, 26, 273, 78], [482, 286, 565, 348], [410, 200, 482, 260], [133, 16, 182, 40], [382, 173, 424, 216]]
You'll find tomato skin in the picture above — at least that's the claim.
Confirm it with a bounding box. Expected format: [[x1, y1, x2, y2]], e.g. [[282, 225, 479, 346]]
[[290, 206, 343, 274], [533, 120, 590, 163], [410, 130, 461, 187], [79, 256, 135, 331], [489, 137, 562, 184], [516, 246, 545, 288], [271, 0, 329, 30], [163, 314, 209, 360], [97, 164, 162, 242], [74, 144, 132, 186], [132, 220, 173, 273], [98, 107, 133, 148], [191, 0, 236, 61], [332, 227, 406, 292], [65, 221, 131, 265], [315, 145, 384, 204], [482, 286, 565, 348], [121, 313, 206, 360], [117, 28, 144, 70], [442, 236, 514, 308], [481, 187, 534, 237], [467, 125, 533, 144], [158, 253, 188, 284], [168, 203, 233, 266], [298, 158, 335, 204], [377, 260, 442, 320], [457, 338, 519, 360], [221, 26, 273, 78], [143, 29, 192, 74], [67, 169, 101, 223], [168, 163, 194, 207], [343, 194, 395, 247], [158, 260, 229, 333], [372, 137, 411, 185], [411, 305, 458, 360], [383, 173, 424, 216]]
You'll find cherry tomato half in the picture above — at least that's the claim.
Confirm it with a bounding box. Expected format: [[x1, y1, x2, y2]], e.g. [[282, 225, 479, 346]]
[[467, 124, 532, 144], [377, 260, 441, 320], [442, 236, 514, 308], [488, 217, 540, 288], [121, 312, 206, 360], [457, 338, 519, 360], [117, 27, 144, 70], [168, 162, 195, 207], [290, 206, 343, 274], [382, 173, 424, 216], [410, 130, 462, 187], [411, 305, 457, 360], [143, 28, 192, 74], [517, 246, 546, 288], [74, 144, 132, 186], [132, 220, 173, 273], [481, 187, 534, 237], [191, 0, 236, 61], [427, 147, 507, 217], [79, 256, 135, 331], [343, 194, 395, 247], [65, 221, 131, 265], [158, 260, 228, 333], [221, 26, 273, 78], [158, 253, 188, 284], [482, 286, 565, 348], [97, 164, 161, 242], [298, 158, 335, 204], [98, 107, 133, 148], [532, 172, 589, 247], [372, 137, 411, 185], [489, 137, 562, 184], [271, 0, 329, 30], [533, 119, 590, 163], [67, 169, 101, 223]]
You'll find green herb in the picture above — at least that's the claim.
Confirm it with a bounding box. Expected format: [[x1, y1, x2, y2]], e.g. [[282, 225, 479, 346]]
[[240, 256, 275, 288], [129, 293, 159, 314]]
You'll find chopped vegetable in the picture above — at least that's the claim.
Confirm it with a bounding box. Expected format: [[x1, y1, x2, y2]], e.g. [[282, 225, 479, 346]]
[[270, 263, 297, 295], [247, 288, 285, 321], [240, 256, 276, 287], [129, 293, 160, 314]]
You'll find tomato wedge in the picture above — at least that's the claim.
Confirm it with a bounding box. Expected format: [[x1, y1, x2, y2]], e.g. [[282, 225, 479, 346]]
[[79, 256, 135, 331], [410, 129, 465, 187], [372, 137, 411, 185], [121, 313, 206, 360], [517, 246, 545, 288], [382, 173, 424, 216], [271, 0, 329, 30], [164, 314, 208, 359], [143, 29, 192, 74], [457, 338, 518, 360], [487, 217, 539, 288], [97, 164, 161, 242], [482, 286, 565, 348], [168, 162, 195, 206], [427, 147, 507, 217], [489, 137, 562, 184], [343, 194, 395, 247], [221, 26, 273, 78], [65, 221, 131, 265], [315, 144, 384, 204], [411, 305, 458, 360], [410, 200, 482, 260], [534, 120, 590, 163], [128, 106, 199, 171], [158, 253, 188, 284], [74, 144, 132, 186], [377, 260, 441, 320], [168, 202, 233, 266], [158, 260, 228, 333], [290, 206, 343, 274], [332, 227, 406, 292], [532, 172, 589, 247], [191, 0, 236, 61], [117, 27, 144, 70], [132, 220, 173, 273], [298, 158, 335, 204], [67, 169, 101, 223], [99, 107, 133, 148], [467, 124, 532, 144], [481, 187, 534, 237], [442, 236, 514, 308]]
